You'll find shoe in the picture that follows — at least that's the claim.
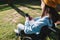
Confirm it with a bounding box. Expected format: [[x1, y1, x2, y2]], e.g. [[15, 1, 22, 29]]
[[14, 29, 19, 34]]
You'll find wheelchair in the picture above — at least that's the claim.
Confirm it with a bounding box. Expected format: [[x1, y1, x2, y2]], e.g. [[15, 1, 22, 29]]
[[15, 26, 53, 40], [15, 24, 60, 40]]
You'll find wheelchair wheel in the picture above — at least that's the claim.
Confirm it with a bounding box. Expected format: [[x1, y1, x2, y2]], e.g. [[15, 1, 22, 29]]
[[22, 37, 32, 40]]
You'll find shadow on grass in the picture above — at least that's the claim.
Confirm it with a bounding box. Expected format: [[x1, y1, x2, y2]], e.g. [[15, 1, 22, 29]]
[[8, 4, 26, 17], [18, 3, 41, 10], [15, 0, 41, 5], [0, 0, 41, 11], [13, 0, 41, 10], [0, 5, 11, 11], [0, 1, 41, 17]]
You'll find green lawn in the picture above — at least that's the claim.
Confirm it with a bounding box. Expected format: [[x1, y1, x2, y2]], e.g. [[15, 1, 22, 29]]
[[0, 2, 60, 40]]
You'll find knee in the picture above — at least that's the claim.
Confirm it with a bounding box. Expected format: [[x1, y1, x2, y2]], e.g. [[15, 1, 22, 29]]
[[17, 23, 22, 28], [17, 23, 24, 30]]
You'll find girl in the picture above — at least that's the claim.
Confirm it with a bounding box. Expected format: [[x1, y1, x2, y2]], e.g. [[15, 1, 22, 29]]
[[14, 14, 53, 40]]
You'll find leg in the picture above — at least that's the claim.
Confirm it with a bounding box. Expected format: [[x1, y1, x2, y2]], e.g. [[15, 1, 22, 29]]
[[14, 23, 25, 40], [14, 23, 24, 34]]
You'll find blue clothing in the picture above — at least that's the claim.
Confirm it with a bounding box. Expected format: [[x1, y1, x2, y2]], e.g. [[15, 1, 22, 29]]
[[24, 16, 53, 34]]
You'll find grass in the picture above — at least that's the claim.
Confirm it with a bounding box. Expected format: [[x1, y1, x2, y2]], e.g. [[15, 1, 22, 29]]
[[0, 0, 40, 12], [0, 6, 11, 12], [0, 1, 60, 40], [0, 4, 21, 12]]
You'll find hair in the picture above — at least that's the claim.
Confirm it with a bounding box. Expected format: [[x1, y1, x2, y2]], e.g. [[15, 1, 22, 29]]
[[41, 5, 60, 23]]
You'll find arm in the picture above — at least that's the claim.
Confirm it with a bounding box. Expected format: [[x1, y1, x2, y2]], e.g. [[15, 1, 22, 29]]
[[32, 18, 48, 28], [25, 14, 33, 20], [41, 0, 46, 17]]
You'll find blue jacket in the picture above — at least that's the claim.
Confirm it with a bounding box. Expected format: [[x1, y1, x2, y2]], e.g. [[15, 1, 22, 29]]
[[24, 16, 53, 34]]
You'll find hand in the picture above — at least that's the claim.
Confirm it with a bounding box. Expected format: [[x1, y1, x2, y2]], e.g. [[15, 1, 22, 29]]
[[25, 14, 32, 20]]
